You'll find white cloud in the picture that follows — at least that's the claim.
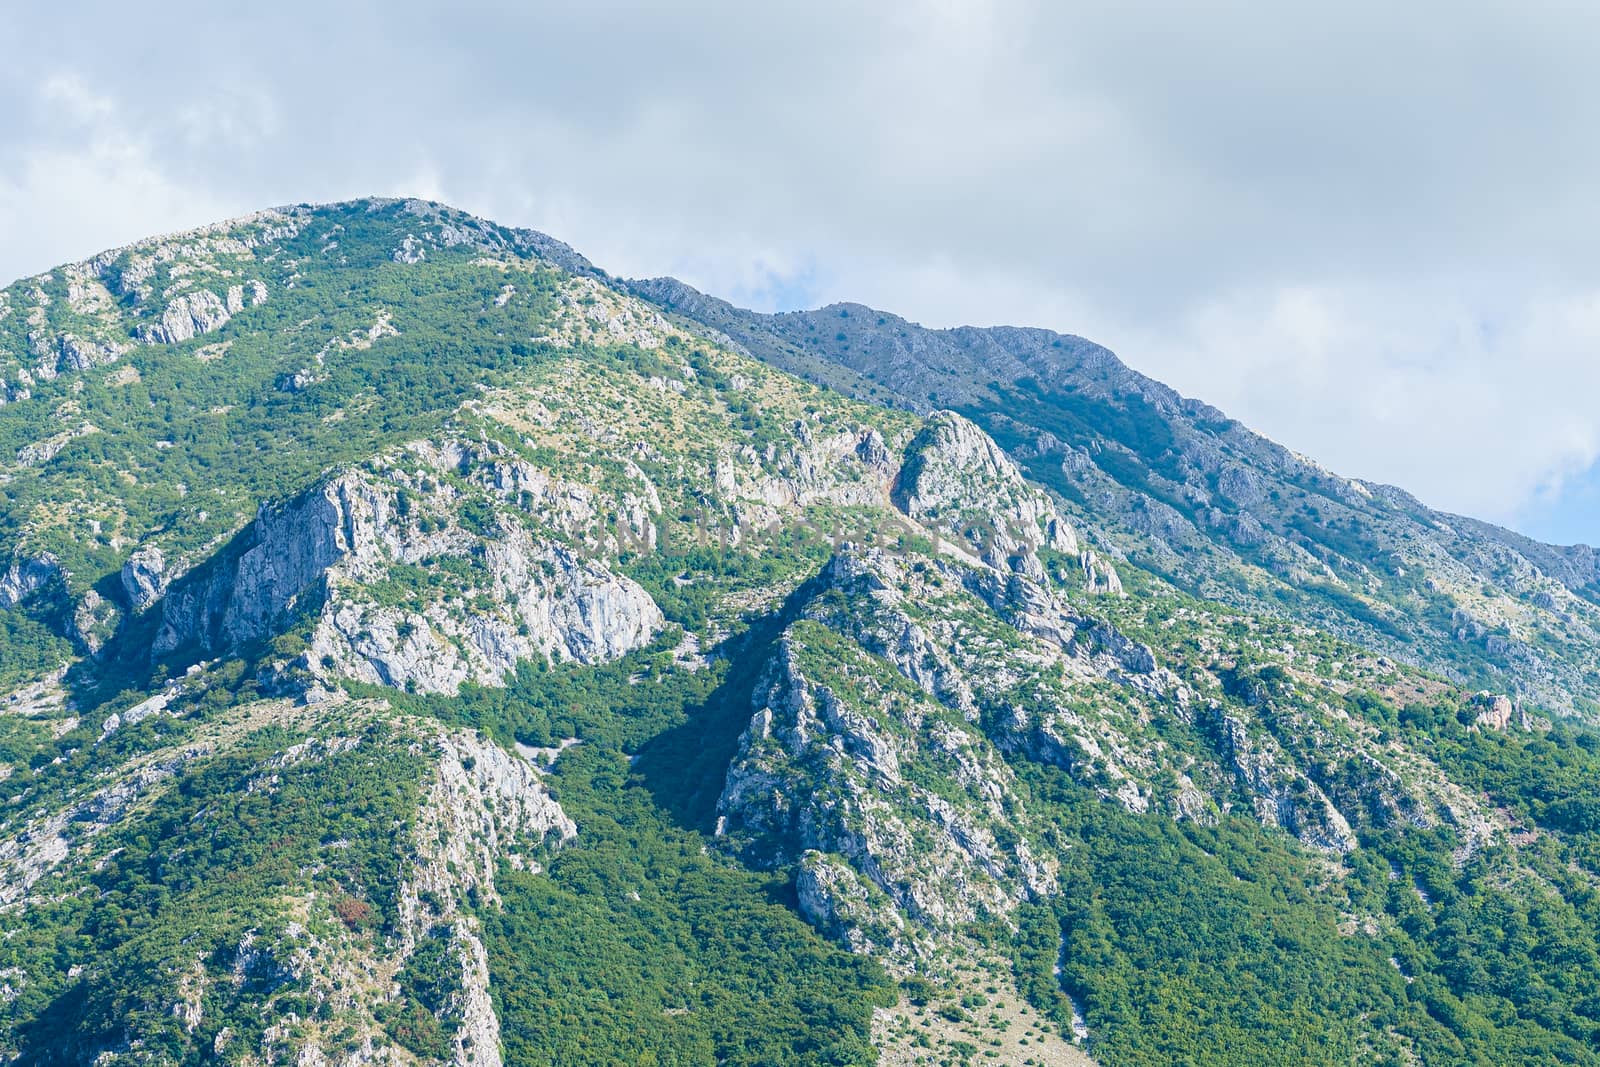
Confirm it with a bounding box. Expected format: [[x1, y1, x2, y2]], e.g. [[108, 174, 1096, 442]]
[[1115, 284, 1600, 526], [0, 74, 236, 276], [174, 87, 281, 152], [4, 2, 1600, 541]]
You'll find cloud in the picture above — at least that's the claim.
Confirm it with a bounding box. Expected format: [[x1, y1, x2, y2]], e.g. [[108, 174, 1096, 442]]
[[4, 1, 1600, 540], [1116, 283, 1600, 525], [0, 74, 237, 276]]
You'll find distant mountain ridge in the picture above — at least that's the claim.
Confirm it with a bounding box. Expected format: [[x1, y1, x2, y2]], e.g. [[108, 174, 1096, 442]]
[[629, 275, 1600, 716]]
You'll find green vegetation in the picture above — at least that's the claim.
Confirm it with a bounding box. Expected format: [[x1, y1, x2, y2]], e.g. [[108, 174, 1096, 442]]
[[7, 198, 1600, 1067], [486, 742, 893, 1066], [375, 628, 897, 1064], [1006, 752, 1600, 1065], [0, 586, 72, 691], [389, 926, 466, 1059], [0, 719, 427, 1065]]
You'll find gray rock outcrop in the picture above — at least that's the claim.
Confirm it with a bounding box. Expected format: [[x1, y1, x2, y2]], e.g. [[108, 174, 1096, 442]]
[[392, 727, 575, 1067], [153, 448, 663, 693], [140, 290, 232, 345], [56, 333, 126, 373], [120, 545, 171, 612], [1471, 692, 1516, 731], [717, 634, 1051, 956], [0, 554, 59, 610], [893, 411, 1080, 579]]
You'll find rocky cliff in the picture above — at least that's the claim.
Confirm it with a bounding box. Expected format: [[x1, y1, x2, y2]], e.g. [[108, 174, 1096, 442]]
[[149, 448, 664, 694]]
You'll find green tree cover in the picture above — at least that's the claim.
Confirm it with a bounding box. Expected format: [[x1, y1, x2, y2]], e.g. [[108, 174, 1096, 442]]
[[0, 721, 426, 1065], [389, 925, 467, 1060], [0, 584, 72, 691], [991, 578, 1600, 1064], [1003, 698, 1600, 1067], [485, 742, 893, 1067], [378, 616, 897, 1065]]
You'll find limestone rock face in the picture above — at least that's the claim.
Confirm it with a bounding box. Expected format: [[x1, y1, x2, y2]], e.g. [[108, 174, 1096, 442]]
[[1216, 463, 1266, 507], [1079, 549, 1124, 595], [795, 850, 907, 957], [15, 421, 99, 469], [306, 539, 663, 694], [893, 411, 1080, 579], [120, 545, 171, 612], [0, 212, 295, 438], [70, 590, 119, 655], [717, 634, 1049, 957], [0, 733, 192, 907], [1471, 692, 1516, 731], [393, 235, 427, 264], [224, 280, 267, 314], [0, 554, 59, 610], [56, 332, 127, 373], [1203, 702, 1359, 853], [716, 540, 1182, 955], [703, 423, 900, 541], [394, 727, 576, 1067], [141, 289, 233, 345], [154, 474, 362, 655], [152, 443, 664, 693]]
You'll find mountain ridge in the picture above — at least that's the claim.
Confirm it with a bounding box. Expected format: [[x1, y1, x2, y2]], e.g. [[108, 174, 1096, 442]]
[[2, 198, 1600, 1066], [626, 271, 1600, 716]]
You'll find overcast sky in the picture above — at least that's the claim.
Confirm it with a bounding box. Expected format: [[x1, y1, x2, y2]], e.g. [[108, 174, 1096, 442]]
[[5, 2, 1599, 543]]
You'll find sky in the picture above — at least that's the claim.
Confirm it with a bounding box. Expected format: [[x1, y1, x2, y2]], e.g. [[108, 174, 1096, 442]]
[[4, 1, 1600, 544]]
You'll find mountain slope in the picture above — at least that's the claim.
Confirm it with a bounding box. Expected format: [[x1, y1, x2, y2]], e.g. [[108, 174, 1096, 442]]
[[0, 201, 1598, 1066], [628, 278, 1600, 717]]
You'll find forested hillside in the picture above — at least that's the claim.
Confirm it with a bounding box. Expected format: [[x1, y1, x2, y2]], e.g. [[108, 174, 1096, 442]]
[[0, 200, 1597, 1066]]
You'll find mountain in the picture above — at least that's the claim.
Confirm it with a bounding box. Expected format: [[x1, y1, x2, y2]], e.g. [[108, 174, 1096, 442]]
[[628, 278, 1600, 717], [0, 199, 1598, 1066]]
